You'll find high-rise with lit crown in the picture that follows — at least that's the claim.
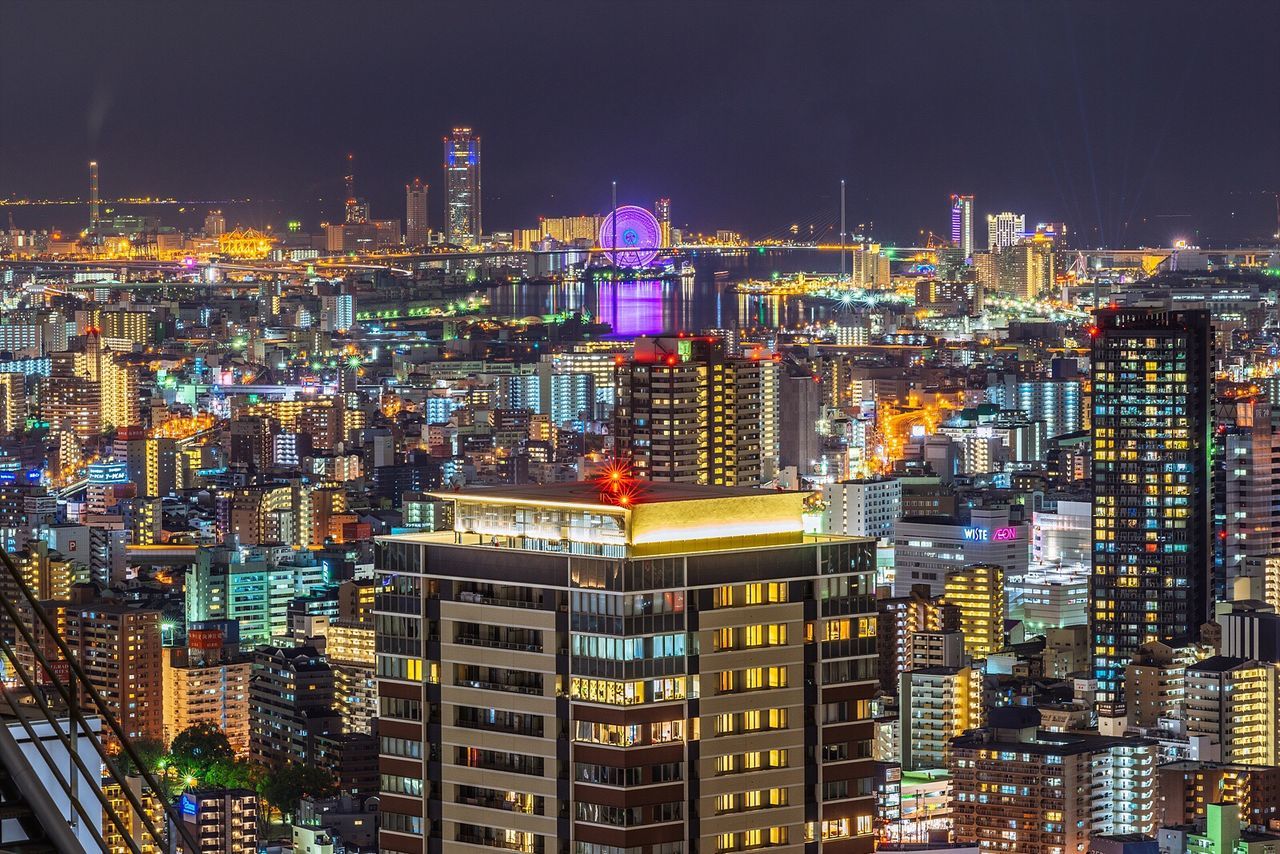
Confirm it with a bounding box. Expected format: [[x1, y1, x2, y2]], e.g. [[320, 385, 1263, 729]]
[[949, 193, 973, 259], [443, 127, 481, 245], [374, 481, 879, 854], [986, 211, 1025, 251], [1090, 307, 1212, 702]]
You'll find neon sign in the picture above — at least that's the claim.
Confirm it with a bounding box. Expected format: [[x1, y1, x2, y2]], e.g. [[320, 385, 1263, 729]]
[[962, 526, 1018, 542], [87, 462, 130, 485]]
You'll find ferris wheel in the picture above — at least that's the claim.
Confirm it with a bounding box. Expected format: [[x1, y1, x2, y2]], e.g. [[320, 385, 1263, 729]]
[[598, 205, 662, 269]]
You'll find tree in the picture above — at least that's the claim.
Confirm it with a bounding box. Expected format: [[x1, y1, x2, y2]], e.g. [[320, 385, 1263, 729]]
[[169, 723, 234, 776], [257, 763, 338, 824], [202, 756, 253, 790], [116, 737, 167, 778]]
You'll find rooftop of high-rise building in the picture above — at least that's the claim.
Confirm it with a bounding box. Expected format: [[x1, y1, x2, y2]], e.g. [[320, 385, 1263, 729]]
[[434, 480, 770, 507], [379, 480, 852, 556]]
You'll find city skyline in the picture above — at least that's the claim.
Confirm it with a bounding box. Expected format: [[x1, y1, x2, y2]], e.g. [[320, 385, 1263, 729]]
[[5, 3, 1280, 853], [2, 1, 1279, 245]]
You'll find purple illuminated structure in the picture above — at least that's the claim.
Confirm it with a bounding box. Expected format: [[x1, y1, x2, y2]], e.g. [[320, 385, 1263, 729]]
[[599, 205, 662, 268], [950, 193, 973, 258]]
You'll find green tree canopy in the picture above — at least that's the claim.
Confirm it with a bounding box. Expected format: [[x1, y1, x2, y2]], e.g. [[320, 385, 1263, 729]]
[[258, 764, 338, 821], [169, 723, 235, 775]]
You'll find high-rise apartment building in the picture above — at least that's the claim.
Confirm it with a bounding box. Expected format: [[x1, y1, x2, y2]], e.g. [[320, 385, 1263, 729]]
[[986, 211, 1025, 252], [950, 194, 974, 259], [545, 346, 631, 418], [374, 482, 879, 854], [203, 209, 226, 238], [1123, 639, 1209, 730], [0, 372, 25, 435], [405, 178, 429, 247], [1183, 656, 1278, 765], [898, 665, 982, 771], [103, 774, 167, 854], [655, 197, 672, 247], [1090, 308, 1212, 702], [172, 789, 258, 854], [4, 539, 74, 603], [1213, 387, 1279, 600], [615, 336, 779, 486], [1157, 761, 1280, 828], [320, 294, 354, 333], [822, 478, 902, 542], [994, 235, 1054, 300], [248, 644, 339, 768], [443, 127, 481, 245], [44, 330, 139, 435], [943, 563, 1006, 659], [875, 584, 959, 691], [94, 308, 160, 347], [326, 620, 377, 737], [986, 377, 1084, 440], [949, 708, 1158, 853], [162, 620, 252, 754], [62, 585, 165, 743]]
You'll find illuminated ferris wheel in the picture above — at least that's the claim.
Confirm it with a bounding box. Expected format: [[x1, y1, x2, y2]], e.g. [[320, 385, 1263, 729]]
[[598, 205, 663, 268]]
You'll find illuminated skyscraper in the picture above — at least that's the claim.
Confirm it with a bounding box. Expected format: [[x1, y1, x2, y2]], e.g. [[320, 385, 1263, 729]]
[[949, 193, 973, 259], [375, 483, 879, 854], [1090, 308, 1212, 702], [943, 563, 1006, 659], [994, 234, 1055, 300], [615, 336, 779, 486], [443, 127, 481, 245], [203, 210, 226, 238], [344, 153, 369, 225], [63, 585, 165, 744], [163, 621, 252, 753], [655, 197, 672, 246], [899, 665, 982, 770], [986, 211, 1025, 251], [44, 330, 139, 435], [405, 177, 429, 246], [0, 372, 24, 435], [1183, 656, 1278, 765], [1213, 386, 1279, 600]]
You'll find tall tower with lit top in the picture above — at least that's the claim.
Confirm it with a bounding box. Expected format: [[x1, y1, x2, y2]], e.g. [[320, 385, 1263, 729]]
[[949, 193, 973, 259], [89, 160, 101, 232], [443, 127, 481, 245]]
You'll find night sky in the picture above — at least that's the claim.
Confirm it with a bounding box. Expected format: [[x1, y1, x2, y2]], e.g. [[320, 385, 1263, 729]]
[[2, 0, 1278, 246]]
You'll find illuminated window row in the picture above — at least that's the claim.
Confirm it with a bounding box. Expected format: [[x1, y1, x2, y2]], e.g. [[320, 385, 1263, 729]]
[[715, 708, 789, 735]]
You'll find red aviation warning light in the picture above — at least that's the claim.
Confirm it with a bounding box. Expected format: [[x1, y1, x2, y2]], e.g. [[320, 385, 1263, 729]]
[[595, 460, 646, 507]]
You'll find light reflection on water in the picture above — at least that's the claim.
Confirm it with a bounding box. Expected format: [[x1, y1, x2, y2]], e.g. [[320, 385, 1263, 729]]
[[487, 269, 841, 337]]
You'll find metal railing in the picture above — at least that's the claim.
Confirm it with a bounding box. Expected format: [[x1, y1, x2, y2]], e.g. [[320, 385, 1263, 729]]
[[0, 548, 200, 854]]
